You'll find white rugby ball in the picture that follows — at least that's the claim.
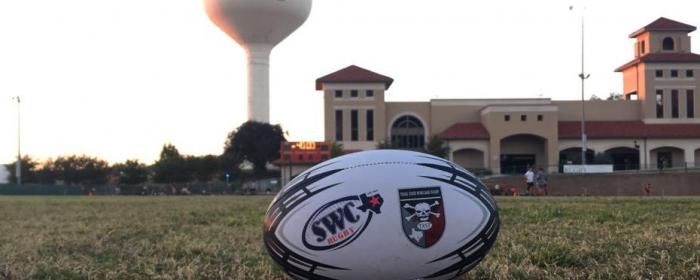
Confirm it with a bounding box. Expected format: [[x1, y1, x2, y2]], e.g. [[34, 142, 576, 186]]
[[263, 150, 499, 280]]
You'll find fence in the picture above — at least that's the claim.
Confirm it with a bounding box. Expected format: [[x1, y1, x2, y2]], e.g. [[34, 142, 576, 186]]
[[0, 178, 281, 196], [474, 162, 700, 176]]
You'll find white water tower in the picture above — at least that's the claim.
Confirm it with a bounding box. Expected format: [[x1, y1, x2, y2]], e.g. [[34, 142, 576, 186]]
[[204, 0, 312, 122]]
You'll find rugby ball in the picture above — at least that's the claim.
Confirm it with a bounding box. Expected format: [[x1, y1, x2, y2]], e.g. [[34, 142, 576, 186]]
[[263, 150, 499, 280]]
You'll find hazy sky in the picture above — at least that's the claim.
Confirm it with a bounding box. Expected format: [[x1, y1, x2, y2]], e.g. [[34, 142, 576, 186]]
[[1, 0, 698, 164]]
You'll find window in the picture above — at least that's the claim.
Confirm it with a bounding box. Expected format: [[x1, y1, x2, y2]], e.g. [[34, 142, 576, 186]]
[[656, 90, 664, 118], [521, 115, 527, 121], [366, 90, 374, 97], [671, 70, 679, 78], [504, 114, 511, 121], [334, 90, 342, 98], [656, 70, 663, 78], [537, 114, 543, 121], [350, 110, 358, 141], [641, 40, 646, 54], [350, 90, 358, 98], [391, 115, 425, 149], [688, 90, 695, 118], [366, 110, 374, 141], [671, 90, 679, 118], [687, 70, 694, 78], [663, 37, 674, 51], [335, 110, 343, 141]]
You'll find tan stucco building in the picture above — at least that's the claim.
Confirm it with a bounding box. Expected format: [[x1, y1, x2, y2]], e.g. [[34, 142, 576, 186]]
[[314, 18, 700, 175]]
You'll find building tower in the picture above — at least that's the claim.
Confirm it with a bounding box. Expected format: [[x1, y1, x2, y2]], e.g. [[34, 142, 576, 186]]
[[204, 0, 312, 122], [616, 17, 700, 123]]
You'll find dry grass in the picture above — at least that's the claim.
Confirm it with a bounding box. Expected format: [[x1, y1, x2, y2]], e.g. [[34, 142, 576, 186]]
[[0, 196, 699, 279]]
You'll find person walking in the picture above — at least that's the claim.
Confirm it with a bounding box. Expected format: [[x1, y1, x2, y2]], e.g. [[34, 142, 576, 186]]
[[536, 167, 548, 196], [524, 166, 535, 195]]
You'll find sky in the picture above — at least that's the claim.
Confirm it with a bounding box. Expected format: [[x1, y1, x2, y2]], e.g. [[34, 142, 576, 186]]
[[1, 0, 698, 165]]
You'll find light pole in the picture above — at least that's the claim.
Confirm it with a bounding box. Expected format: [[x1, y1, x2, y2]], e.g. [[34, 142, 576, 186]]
[[571, 5, 590, 165], [12, 96, 21, 185]]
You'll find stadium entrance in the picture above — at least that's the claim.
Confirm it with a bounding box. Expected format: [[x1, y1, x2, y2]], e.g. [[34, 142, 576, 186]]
[[500, 154, 535, 174]]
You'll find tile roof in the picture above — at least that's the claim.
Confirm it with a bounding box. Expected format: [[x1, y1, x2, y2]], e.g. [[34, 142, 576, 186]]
[[316, 65, 394, 90], [629, 17, 696, 38], [439, 123, 490, 140], [559, 121, 700, 138], [615, 53, 700, 72]]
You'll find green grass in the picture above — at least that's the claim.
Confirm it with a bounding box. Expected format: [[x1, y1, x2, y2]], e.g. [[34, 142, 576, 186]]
[[0, 196, 699, 279]]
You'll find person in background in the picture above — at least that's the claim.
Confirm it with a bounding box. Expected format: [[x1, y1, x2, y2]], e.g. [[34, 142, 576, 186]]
[[536, 167, 548, 196], [524, 166, 535, 195], [644, 183, 652, 196]]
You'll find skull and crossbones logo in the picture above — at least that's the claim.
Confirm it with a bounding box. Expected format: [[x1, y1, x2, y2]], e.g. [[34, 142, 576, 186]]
[[403, 201, 440, 222]]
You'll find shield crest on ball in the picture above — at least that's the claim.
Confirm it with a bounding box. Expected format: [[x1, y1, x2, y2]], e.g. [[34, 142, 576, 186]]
[[399, 186, 445, 248]]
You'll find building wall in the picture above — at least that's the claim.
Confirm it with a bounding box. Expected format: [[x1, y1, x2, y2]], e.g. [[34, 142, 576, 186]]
[[646, 31, 692, 54], [642, 63, 700, 123], [554, 100, 642, 121], [480, 105, 559, 173], [385, 102, 432, 137], [323, 82, 387, 150], [483, 172, 700, 196]]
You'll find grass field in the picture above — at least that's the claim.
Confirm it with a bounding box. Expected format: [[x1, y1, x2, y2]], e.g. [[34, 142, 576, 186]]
[[1, 196, 699, 280]]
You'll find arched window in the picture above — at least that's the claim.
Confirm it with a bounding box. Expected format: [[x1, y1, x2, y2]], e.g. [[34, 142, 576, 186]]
[[390, 115, 425, 149], [663, 37, 675, 51]]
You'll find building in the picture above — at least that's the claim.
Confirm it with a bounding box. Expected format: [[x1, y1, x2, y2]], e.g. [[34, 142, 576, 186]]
[[315, 17, 700, 175]]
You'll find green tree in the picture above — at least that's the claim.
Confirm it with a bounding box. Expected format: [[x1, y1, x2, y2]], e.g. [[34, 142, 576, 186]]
[[52, 155, 111, 185], [223, 121, 285, 175], [376, 138, 397, 149], [152, 144, 192, 183], [189, 155, 219, 182], [424, 135, 450, 158], [607, 92, 624, 100], [3, 156, 38, 184], [330, 142, 344, 158], [113, 159, 149, 185]]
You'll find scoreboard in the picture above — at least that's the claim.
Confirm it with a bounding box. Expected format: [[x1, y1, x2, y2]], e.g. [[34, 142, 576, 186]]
[[280, 141, 331, 164]]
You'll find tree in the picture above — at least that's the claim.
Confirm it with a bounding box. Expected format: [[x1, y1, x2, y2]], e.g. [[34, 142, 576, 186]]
[[589, 94, 602, 101], [3, 156, 38, 184], [189, 155, 219, 182], [607, 92, 623, 100], [376, 138, 398, 149], [113, 159, 149, 185], [330, 142, 344, 158], [223, 121, 285, 175], [52, 155, 111, 185], [424, 135, 450, 158], [152, 144, 192, 183]]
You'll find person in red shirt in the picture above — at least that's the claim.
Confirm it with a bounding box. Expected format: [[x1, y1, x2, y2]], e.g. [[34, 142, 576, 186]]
[[644, 183, 651, 196]]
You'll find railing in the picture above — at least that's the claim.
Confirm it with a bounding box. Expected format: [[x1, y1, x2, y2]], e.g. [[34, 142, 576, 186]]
[[465, 162, 700, 177]]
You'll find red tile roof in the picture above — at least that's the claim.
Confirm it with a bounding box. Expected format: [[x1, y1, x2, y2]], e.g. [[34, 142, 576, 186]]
[[615, 53, 700, 72], [316, 65, 394, 90], [440, 123, 490, 140], [559, 121, 700, 138], [629, 17, 696, 38]]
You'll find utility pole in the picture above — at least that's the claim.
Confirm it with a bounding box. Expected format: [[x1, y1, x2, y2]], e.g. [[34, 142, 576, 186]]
[[12, 96, 22, 185], [571, 5, 590, 165]]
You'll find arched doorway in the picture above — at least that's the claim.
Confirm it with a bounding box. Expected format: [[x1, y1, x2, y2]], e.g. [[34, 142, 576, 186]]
[[604, 147, 640, 171], [650, 146, 685, 169], [390, 115, 425, 149], [452, 148, 485, 171], [559, 147, 595, 165], [500, 134, 546, 174]]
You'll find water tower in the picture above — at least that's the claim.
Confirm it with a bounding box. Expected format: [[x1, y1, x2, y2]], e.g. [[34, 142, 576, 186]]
[[204, 0, 312, 123]]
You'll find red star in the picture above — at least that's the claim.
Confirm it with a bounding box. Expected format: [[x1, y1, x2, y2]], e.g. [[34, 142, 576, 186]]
[[369, 195, 381, 207]]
